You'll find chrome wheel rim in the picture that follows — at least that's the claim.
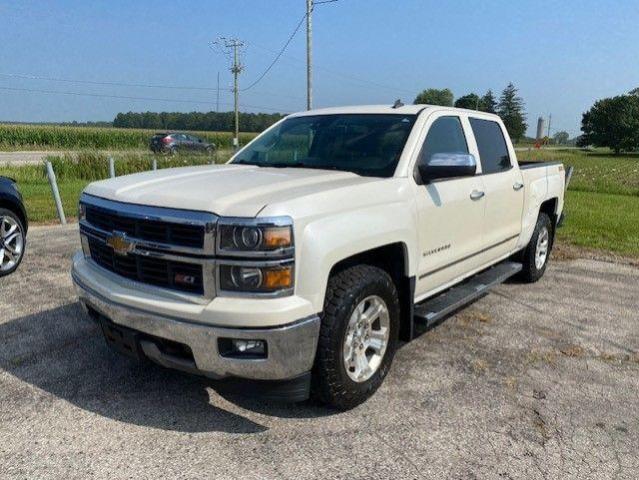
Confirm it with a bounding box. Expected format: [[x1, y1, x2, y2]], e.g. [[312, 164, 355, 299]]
[[0, 215, 24, 273], [343, 295, 390, 383], [535, 227, 549, 270]]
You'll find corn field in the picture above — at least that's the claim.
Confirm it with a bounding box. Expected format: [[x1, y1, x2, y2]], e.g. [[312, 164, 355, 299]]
[[0, 124, 257, 150]]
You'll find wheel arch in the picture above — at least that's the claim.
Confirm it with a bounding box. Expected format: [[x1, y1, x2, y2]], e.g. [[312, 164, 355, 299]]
[[539, 197, 558, 247], [326, 242, 415, 342]]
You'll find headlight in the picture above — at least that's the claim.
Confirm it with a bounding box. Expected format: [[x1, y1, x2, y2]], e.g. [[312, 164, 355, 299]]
[[217, 217, 295, 296], [78, 203, 87, 222], [218, 217, 293, 255], [219, 263, 294, 294]]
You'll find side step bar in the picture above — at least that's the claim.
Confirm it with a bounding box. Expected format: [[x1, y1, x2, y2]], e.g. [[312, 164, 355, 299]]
[[413, 261, 522, 328]]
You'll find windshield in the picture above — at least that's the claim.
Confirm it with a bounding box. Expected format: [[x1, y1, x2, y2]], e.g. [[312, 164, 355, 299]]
[[232, 114, 417, 177]]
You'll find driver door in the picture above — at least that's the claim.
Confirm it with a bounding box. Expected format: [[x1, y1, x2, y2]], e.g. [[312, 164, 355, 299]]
[[414, 114, 487, 299]]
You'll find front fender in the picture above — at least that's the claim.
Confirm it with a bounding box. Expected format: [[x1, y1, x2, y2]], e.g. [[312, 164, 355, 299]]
[[294, 203, 417, 312]]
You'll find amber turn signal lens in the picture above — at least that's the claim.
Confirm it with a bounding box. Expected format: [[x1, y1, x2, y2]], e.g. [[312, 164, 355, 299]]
[[263, 226, 292, 248], [263, 266, 293, 289]]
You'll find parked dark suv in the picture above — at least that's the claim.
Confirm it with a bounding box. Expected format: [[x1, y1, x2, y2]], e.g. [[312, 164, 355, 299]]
[[150, 132, 216, 155], [0, 176, 28, 277]]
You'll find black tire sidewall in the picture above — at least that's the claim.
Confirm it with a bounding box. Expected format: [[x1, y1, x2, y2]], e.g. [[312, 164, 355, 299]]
[[523, 213, 552, 282], [0, 208, 26, 277], [314, 266, 400, 409]]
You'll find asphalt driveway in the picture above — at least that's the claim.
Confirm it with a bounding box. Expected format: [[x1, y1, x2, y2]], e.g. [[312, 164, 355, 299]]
[[1, 225, 638, 479]]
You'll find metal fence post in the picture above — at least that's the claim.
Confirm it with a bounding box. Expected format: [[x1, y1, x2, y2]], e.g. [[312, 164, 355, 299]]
[[152, 158, 157, 171], [108, 156, 115, 178], [45, 161, 66, 225]]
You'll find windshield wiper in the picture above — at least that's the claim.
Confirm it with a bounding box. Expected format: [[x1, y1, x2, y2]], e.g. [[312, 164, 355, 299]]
[[233, 159, 256, 165], [266, 162, 342, 171]]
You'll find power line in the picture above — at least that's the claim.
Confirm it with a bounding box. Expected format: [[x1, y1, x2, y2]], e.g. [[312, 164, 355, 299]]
[[249, 43, 417, 97], [0, 72, 218, 92], [0, 86, 288, 112], [0, 71, 305, 101], [241, 13, 307, 91]]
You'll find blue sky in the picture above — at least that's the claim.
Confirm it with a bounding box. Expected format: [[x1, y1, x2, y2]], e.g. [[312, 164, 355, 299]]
[[1, 0, 638, 137]]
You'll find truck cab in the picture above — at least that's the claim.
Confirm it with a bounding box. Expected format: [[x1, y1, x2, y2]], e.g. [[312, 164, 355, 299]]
[[72, 104, 566, 409]]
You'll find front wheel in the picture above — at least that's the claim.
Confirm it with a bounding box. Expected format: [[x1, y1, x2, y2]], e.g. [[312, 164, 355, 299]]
[[312, 265, 399, 410], [0, 208, 26, 277], [519, 212, 553, 283]]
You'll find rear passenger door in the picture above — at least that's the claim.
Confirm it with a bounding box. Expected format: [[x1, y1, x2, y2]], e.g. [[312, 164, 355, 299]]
[[468, 118, 524, 262]]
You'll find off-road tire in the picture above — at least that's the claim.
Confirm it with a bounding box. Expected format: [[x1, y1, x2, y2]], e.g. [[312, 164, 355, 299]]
[[312, 265, 400, 410], [519, 212, 553, 283]]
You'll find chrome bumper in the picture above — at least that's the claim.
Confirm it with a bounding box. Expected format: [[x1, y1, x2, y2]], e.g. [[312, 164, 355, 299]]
[[73, 274, 320, 381]]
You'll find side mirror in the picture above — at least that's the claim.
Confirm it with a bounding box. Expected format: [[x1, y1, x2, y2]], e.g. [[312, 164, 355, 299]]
[[417, 153, 477, 183]]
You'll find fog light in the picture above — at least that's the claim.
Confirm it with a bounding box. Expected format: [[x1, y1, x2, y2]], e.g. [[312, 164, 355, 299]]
[[218, 338, 267, 358], [234, 339, 265, 354], [80, 234, 91, 258]]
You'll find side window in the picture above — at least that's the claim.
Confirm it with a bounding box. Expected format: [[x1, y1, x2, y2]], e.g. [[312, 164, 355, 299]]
[[420, 116, 468, 163], [469, 118, 511, 174]]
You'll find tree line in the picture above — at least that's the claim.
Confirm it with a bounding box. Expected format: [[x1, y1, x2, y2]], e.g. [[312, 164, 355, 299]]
[[579, 88, 639, 154], [413, 83, 528, 142], [113, 111, 284, 133]]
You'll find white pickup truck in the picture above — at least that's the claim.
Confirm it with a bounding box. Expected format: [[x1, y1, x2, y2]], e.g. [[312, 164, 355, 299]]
[[72, 104, 569, 409]]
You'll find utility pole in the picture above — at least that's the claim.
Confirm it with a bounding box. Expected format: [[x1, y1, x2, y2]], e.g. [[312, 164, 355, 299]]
[[306, 0, 313, 110], [547, 113, 552, 138], [216, 71, 220, 112], [212, 37, 244, 149]]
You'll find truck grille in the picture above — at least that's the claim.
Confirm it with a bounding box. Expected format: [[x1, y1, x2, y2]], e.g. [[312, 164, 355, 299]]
[[86, 205, 205, 248], [87, 237, 204, 294]]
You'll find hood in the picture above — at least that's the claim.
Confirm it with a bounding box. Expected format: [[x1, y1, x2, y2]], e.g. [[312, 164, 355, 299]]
[[84, 164, 378, 217]]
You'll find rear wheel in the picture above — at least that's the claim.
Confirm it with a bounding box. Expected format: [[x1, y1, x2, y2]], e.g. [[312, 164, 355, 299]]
[[312, 265, 399, 410], [0, 208, 26, 277], [519, 212, 552, 283]]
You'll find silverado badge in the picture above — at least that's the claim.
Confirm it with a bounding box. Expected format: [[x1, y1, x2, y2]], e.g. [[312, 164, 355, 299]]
[[106, 231, 135, 256]]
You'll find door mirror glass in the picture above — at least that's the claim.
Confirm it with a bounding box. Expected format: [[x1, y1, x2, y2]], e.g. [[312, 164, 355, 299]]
[[418, 153, 476, 182]]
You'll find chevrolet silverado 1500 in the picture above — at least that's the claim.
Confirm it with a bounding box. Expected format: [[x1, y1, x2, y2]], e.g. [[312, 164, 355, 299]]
[[72, 104, 568, 409]]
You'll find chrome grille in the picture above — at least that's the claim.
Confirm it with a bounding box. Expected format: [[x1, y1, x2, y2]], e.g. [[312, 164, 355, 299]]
[[87, 237, 204, 294], [79, 193, 217, 298], [85, 204, 205, 248]]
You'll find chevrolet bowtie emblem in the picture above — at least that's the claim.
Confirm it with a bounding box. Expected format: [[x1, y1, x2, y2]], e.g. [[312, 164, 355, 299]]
[[106, 231, 135, 256]]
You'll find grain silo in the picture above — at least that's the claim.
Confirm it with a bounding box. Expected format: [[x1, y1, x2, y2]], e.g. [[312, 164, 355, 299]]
[[536, 117, 546, 140]]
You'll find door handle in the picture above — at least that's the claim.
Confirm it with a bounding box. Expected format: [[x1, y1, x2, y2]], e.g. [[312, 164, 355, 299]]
[[470, 190, 485, 200], [513, 182, 524, 191]]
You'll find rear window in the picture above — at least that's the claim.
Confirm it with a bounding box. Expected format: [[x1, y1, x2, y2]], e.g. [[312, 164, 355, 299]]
[[469, 118, 511, 174]]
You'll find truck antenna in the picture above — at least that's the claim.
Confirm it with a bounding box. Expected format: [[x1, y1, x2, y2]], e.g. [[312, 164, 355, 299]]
[[392, 99, 404, 109]]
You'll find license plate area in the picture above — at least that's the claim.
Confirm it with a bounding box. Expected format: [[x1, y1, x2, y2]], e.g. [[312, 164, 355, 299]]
[[96, 315, 143, 361]]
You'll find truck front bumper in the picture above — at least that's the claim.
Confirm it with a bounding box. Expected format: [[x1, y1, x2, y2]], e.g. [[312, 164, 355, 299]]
[[72, 259, 320, 384]]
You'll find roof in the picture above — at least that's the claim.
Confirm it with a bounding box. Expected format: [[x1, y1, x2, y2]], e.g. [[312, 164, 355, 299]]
[[289, 104, 433, 117], [288, 104, 500, 118]]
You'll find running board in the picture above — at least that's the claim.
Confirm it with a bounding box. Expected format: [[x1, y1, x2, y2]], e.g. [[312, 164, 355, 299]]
[[413, 261, 522, 327]]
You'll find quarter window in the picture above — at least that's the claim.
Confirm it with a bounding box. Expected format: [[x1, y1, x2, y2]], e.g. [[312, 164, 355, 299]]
[[420, 116, 468, 163], [469, 118, 511, 174]]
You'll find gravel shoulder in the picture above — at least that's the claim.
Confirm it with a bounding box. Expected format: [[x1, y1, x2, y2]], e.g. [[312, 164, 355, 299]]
[[0, 225, 638, 479]]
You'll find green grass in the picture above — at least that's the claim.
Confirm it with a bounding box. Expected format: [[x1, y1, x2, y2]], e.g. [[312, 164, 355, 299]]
[[517, 148, 639, 196], [0, 123, 257, 151], [516, 148, 639, 256], [2, 151, 232, 223], [557, 190, 639, 256]]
